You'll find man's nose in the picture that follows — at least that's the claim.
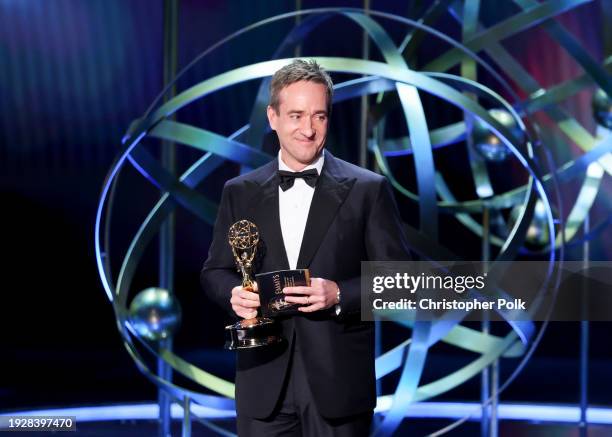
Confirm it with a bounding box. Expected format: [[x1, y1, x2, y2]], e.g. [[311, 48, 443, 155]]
[[300, 117, 315, 137]]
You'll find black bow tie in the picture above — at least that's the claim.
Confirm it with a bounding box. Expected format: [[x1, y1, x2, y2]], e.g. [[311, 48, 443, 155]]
[[278, 169, 319, 191]]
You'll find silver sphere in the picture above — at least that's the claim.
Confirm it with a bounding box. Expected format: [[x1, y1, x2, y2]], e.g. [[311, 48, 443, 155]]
[[509, 200, 551, 248], [473, 109, 522, 162], [129, 287, 182, 341], [592, 88, 612, 129]]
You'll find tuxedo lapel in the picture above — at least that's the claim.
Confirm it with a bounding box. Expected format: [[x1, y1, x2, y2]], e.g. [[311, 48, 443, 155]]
[[248, 163, 290, 272], [296, 151, 355, 269]]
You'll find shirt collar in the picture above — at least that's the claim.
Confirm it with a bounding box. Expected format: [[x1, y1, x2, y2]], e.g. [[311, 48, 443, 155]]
[[278, 150, 325, 174]]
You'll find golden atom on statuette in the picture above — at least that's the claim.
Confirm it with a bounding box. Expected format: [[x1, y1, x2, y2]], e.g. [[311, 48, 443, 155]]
[[228, 219, 259, 250]]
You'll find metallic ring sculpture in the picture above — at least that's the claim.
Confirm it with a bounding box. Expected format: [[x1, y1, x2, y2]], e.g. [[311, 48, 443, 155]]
[[95, 5, 611, 436]]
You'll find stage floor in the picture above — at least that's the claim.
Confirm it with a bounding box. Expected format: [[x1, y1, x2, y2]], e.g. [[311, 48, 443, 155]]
[[70, 419, 612, 436]]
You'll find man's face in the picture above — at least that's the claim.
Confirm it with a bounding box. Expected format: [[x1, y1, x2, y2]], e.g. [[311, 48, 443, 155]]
[[267, 80, 329, 171]]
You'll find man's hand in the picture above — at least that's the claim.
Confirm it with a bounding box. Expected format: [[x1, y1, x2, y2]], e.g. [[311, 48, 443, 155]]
[[230, 282, 260, 319], [283, 277, 340, 313]]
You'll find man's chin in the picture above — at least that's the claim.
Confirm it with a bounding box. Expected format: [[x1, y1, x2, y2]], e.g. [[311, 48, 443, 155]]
[[300, 148, 323, 161], [281, 146, 324, 168], [298, 153, 322, 166]]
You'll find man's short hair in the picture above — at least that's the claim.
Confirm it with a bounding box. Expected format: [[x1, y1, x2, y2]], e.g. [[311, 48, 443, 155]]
[[269, 59, 334, 114]]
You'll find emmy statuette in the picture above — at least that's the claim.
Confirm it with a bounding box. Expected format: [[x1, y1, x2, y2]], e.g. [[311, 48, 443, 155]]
[[224, 220, 283, 350]]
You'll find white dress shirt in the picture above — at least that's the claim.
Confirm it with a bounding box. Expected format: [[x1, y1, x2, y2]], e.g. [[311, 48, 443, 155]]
[[278, 151, 324, 270]]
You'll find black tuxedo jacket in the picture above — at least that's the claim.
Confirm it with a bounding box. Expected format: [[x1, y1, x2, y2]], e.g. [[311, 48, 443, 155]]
[[200, 150, 411, 419]]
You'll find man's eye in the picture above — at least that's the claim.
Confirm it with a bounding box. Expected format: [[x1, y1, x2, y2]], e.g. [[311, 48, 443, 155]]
[[290, 115, 300, 120]]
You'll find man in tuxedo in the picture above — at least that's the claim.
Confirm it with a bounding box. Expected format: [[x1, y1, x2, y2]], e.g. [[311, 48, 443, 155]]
[[201, 59, 410, 436]]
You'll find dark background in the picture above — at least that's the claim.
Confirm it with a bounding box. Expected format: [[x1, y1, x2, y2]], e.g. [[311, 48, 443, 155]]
[[2, 0, 611, 413]]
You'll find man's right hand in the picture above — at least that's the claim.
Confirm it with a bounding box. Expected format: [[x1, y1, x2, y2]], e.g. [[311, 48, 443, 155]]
[[230, 283, 260, 319]]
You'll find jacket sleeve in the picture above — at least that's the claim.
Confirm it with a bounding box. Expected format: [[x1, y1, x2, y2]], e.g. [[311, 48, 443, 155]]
[[200, 182, 241, 320], [336, 177, 412, 317]]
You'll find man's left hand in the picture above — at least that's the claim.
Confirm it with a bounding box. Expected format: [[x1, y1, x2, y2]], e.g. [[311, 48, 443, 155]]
[[283, 277, 339, 312]]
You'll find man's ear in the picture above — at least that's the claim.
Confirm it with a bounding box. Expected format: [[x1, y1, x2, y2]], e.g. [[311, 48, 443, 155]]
[[266, 105, 277, 131]]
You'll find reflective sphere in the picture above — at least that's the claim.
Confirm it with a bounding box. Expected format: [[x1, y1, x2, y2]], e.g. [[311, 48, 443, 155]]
[[129, 288, 182, 341], [473, 109, 522, 162], [592, 88, 612, 129], [509, 200, 551, 248]]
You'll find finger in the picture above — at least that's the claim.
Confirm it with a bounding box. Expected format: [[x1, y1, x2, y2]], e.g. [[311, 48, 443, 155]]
[[239, 299, 260, 308], [238, 309, 257, 319], [233, 306, 250, 319], [240, 290, 260, 301], [283, 295, 309, 304], [231, 296, 260, 308], [285, 295, 321, 305], [309, 277, 327, 289], [298, 302, 324, 313], [283, 286, 313, 295]]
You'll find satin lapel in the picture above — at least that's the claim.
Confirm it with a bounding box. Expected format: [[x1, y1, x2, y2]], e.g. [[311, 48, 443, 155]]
[[249, 172, 290, 272], [296, 154, 355, 269]]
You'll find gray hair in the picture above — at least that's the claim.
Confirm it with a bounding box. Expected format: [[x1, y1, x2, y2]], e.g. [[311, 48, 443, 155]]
[[269, 59, 334, 114]]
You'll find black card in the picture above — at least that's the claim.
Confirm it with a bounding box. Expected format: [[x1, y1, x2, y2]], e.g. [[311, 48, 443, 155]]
[[255, 269, 310, 318]]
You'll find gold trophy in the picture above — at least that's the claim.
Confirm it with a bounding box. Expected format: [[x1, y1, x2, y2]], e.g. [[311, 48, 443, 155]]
[[224, 219, 283, 350]]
